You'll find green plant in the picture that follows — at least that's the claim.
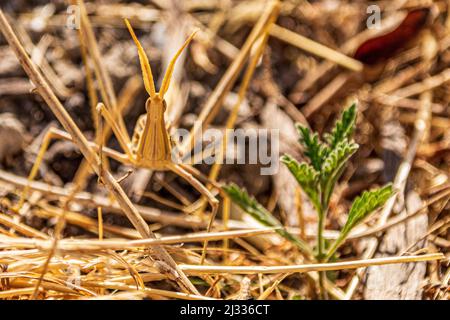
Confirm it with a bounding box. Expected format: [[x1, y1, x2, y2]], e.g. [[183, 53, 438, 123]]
[[223, 102, 393, 262], [285, 102, 393, 262]]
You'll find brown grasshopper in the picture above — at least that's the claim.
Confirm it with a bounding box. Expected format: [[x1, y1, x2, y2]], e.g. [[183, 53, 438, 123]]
[[17, 20, 218, 229]]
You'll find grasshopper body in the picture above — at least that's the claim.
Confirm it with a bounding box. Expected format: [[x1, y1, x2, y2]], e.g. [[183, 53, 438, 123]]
[[132, 97, 171, 169]]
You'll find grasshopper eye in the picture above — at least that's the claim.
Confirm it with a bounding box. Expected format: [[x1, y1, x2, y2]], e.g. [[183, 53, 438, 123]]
[[145, 98, 152, 111]]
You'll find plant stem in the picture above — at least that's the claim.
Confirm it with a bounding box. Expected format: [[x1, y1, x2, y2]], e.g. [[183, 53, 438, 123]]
[[317, 210, 325, 259], [317, 206, 327, 299], [325, 234, 346, 262], [318, 270, 328, 300]]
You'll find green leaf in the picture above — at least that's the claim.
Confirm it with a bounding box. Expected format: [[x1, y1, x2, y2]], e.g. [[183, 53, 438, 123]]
[[296, 125, 329, 171], [320, 139, 359, 206], [325, 184, 394, 260], [280, 154, 320, 212], [324, 102, 357, 149], [341, 183, 394, 236], [222, 183, 313, 258], [223, 183, 280, 227]]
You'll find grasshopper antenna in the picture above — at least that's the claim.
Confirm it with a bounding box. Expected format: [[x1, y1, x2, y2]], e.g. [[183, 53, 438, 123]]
[[125, 19, 157, 98], [159, 30, 197, 98]]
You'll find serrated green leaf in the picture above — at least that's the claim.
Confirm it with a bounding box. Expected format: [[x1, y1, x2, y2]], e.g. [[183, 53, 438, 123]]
[[325, 184, 394, 260], [280, 154, 320, 212], [223, 183, 313, 258], [223, 183, 280, 227], [341, 184, 393, 236], [296, 125, 329, 171], [324, 102, 357, 149], [320, 139, 359, 206], [321, 140, 358, 180]]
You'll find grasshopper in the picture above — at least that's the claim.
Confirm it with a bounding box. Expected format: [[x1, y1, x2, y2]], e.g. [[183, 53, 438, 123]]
[[17, 19, 219, 232]]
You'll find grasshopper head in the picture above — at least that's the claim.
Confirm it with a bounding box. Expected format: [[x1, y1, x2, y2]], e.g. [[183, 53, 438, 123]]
[[125, 19, 196, 106], [145, 96, 166, 122]]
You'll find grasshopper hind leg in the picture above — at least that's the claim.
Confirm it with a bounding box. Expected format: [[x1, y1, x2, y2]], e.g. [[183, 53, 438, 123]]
[[167, 163, 219, 264]]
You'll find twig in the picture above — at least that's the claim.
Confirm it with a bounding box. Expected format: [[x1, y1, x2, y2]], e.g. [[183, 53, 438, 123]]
[[0, 169, 205, 228], [269, 24, 363, 72], [302, 73, 350, 118], [0, 228, 278, 251], [178, 0, 280, 157], [0, 213, 48, 239], [179, 253, 444, 275]]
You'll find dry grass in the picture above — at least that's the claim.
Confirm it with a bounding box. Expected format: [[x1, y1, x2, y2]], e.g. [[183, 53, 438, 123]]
[[0, 0, 448, 300]]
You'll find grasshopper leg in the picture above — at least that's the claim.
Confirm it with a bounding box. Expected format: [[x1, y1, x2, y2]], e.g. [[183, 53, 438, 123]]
[[168, 163, 219, 264]]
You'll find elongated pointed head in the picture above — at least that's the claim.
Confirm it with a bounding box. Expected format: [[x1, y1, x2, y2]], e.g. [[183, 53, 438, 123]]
[[125, 19, 196, 103]]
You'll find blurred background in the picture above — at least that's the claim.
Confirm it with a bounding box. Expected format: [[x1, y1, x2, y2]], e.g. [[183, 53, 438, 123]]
[[0, 0, 448, 300]]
